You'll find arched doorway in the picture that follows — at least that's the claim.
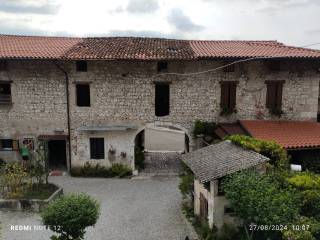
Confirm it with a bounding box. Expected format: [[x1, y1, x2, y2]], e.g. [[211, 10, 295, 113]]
[[133, 123, 191, 174]]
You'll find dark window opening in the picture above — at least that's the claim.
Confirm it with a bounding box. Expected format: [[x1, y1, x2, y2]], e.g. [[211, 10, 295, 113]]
[[223, 61, 235, 72], [76, 61, 87, 72], [76, 84, 90, 107], [217, 178, 225, 196], [204, 181, 210, 192], [0, 83, 11, 104], [267, 60, 281, 71], [155, 83, 170, 116], [0, 139, 13, 150], [90, 138, 105, 159], [220, 81, 237, 111], [157, 61, 168, 73], [0, 61, 8, 71], [265, 81, 284, 112], [224, 206, 235, 215]]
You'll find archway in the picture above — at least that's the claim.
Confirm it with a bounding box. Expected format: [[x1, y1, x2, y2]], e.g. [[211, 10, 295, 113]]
[[133, 123, 192, 173]]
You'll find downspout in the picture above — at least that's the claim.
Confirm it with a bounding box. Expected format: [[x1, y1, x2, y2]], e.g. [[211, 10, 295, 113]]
[[54, 61, 72, 171]]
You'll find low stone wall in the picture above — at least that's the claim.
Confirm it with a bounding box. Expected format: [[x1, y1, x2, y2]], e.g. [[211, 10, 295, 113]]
[[0, 185, 62, 212]]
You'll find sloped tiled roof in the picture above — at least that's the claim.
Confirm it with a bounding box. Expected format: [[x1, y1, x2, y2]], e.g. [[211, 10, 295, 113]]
[[182, 140, 269, 183], [190, 40, 320, 59], [0, 35, 81, 59], [62, 37, 194, 60], [240, 120, 320, 149], [1, 35, 320, 60]]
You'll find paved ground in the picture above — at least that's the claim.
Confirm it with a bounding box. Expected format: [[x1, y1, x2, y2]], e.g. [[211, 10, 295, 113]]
[[143, 152, 182, 175], [0, 175, 196, 240]]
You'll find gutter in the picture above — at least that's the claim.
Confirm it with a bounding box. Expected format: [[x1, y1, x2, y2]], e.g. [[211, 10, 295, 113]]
[[54, 61, 72, 171]]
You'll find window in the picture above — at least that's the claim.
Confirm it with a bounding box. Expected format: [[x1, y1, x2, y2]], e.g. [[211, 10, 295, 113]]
[[157, 61, 168, 73], [0, 82, 11, 104], [0, 61, 8, 71], [76, 84, 90, 107], [265, 81, 284, 113], [76, 61, 87, 72], [155, 83, 170, 117], [220, 81, 238, 112], [0, 139, 13, 150], [90, 138, 105, 159]]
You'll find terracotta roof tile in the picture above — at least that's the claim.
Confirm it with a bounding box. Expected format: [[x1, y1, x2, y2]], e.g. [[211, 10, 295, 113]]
[[62, 37, 194, 60], [1, 35, 320, 60], [0, 35, 81, 59], [240, 120, 320, 149], [190, 40, 320, 59]]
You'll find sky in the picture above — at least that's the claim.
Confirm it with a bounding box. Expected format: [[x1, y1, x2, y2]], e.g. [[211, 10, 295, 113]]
[[0, 0, 320, 49]]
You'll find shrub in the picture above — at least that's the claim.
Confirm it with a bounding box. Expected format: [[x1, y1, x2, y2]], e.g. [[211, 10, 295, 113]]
[[0, 158, 6, 169], [110, 163, 132, 177], [71, 162, 132, 178], [282, 216, 320, 240], [222, 170, 299, 240], [286, 172, 320, 190], [2, 163, 29, 198], [193, 120, 217, 139], [42, 193, 100, 240], [178, 162, 194, 199], [226, 135, 289, 169], [218, 224, 239, 240]]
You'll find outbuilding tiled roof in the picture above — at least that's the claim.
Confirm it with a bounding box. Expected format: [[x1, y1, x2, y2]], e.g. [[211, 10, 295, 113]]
[[240, 120, 320, 150], [1, 35, 320, 60], [181, 141, 269, 183]]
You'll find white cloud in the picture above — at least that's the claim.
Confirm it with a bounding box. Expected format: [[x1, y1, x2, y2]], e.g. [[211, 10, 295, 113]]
[[0, 0, 319, 49]]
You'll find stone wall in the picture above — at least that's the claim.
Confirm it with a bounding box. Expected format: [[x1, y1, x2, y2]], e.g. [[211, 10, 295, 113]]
[[0, 60, 68, 162], [0, 59, 319, 167]]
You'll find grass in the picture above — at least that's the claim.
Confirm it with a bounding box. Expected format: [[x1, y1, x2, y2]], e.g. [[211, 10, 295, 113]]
[[22, 183, 58, 200]]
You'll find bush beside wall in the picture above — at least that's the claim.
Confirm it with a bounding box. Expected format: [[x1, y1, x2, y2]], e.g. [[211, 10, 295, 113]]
[[70, 162, 132, 178]]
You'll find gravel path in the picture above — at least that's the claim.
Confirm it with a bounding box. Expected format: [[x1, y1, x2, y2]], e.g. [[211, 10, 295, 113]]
[[0, 175, 196, 240]]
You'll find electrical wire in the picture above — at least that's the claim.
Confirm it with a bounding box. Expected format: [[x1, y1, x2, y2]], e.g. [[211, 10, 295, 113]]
[[152, 42, 320, 78]]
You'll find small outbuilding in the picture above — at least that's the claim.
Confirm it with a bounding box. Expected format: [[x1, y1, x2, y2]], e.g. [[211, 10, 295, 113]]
[[182, 140, 269, 229]]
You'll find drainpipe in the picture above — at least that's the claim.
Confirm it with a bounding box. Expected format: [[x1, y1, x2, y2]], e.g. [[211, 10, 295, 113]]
[[54, 61, 72, 171]]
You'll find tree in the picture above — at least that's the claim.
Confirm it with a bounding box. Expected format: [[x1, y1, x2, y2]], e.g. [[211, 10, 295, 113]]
[[41, 193, 100, 240], [222, 170, 299, 240]]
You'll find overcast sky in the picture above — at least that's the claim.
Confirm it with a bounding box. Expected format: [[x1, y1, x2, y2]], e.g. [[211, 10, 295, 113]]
[[1, 0, 320, 49]]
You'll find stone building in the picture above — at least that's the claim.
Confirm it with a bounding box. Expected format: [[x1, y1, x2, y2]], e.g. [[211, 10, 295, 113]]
[[0, 35, 319, 170]]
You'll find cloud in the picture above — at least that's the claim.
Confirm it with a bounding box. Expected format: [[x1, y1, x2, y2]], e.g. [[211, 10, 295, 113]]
[[97, 30, 180, 39], [167, 8, 204, 32], [0, 0, 60, 15], [126, 0, 159, 14]]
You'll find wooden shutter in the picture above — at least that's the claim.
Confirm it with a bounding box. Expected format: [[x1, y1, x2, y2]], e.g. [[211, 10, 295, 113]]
[[266, 81, 284, 110], [229, 83, 237, 109], [275, 83, 283, 110], [220, 82, 229, 108], [12, 140, 19, 151], [266, 83, 276, 108]]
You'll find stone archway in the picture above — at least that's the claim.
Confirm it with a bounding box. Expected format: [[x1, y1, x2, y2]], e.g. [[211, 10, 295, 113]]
[[132, 122, 193, 174]]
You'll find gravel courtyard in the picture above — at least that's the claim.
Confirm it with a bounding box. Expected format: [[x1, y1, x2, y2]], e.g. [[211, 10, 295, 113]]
[[0, 175, 195, 240]]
